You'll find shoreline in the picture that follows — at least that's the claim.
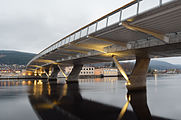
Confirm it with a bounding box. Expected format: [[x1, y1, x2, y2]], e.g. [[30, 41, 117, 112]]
[[0, 73, 180, 80]]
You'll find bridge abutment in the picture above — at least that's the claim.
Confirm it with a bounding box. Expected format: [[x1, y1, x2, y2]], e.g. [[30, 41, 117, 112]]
[[127, 57, 150, 91], [66, 64, 83, 84]]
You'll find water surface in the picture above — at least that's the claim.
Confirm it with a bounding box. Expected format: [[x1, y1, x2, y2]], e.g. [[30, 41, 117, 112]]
[[0, 74, 181, 120]]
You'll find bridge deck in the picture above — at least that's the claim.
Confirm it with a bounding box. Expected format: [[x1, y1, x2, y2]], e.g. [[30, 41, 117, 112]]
[[27, 0, 181, 68]]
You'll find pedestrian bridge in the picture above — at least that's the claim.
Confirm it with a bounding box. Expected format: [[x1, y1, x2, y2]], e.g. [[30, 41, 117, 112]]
[[26, 0, 181, 90]]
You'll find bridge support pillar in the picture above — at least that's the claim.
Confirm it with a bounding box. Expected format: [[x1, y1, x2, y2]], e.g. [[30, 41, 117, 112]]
[[66, 64, 83, 83], [127, 57, 150, 91], [57, 64, 68, 78], [41, 68, 49, 79], [44, 69, 50, 78], [49, 66, 60, 80]]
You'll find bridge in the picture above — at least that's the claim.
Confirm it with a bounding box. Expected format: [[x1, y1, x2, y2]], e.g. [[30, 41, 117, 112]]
[[26, 0, 181, 90]]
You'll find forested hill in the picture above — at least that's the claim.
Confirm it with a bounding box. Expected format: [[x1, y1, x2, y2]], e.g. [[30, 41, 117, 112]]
[[0, 50, 36, 65]]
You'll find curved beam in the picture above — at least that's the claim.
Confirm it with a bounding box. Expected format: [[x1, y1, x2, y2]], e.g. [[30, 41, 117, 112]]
[[122, 22, 169, 43], [88, 36, 127, 48]]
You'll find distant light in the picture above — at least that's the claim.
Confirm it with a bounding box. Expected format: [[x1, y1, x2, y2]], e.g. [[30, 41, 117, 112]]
[[28, 73, 31, 76], [22, 81, 26, 86], [27, 81, 32, 85]]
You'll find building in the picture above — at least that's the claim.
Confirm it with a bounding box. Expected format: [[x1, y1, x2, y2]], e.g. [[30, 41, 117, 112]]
[[65, 66, 95, 76], [65, 66, 118, 77], [94, 68, 118, 76], [101, 68, 118, 76]]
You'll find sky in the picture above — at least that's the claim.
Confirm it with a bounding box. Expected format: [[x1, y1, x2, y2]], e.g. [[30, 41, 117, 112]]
[[0, 0, 181, 64]]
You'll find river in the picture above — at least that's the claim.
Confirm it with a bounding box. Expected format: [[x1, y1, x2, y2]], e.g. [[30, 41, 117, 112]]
[[0, 74, 181, 120]]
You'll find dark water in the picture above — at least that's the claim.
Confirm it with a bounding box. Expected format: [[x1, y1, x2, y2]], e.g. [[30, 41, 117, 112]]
[[0, 74, 181, 120]]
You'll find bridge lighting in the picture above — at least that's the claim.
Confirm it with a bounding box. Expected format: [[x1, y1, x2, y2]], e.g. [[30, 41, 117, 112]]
[[125, 82, 131, 86], [127, 18, 134, 22], [29, 65, 43, 68], [117, 95, 131, 120], [49, 71, 52, 76], [72, 43, 108, 53]]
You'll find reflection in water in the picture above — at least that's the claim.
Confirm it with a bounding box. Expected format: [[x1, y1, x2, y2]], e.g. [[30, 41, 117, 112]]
[[0, 79, 174, 120], [128, 90, 152, 120], [0, 80, 33, 87], [117, 90, 153, 120], [154, 74, 158, 86], [117, 95, 131, 120], [47, 82, 51, 96], [33, 80, 43, 96], [28, 79, 171, 120], [154, 74, 158, 92]]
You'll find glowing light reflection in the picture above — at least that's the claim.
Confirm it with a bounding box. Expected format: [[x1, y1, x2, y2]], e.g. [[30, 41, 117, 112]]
[[117, 95, 131, 120]]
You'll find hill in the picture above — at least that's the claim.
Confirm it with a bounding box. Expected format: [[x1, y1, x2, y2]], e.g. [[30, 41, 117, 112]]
[[149, 60, 181, 70], [0, 50, 36, 65]]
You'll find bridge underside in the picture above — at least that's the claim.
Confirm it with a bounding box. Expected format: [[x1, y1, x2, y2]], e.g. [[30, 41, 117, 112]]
[[35, 41, 181, 67], [27, 0, 181, 90], [28, 1, 181, 67]]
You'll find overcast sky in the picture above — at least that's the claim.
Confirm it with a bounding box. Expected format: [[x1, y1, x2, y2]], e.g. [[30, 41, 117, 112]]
[[1, 0, 181, 64]]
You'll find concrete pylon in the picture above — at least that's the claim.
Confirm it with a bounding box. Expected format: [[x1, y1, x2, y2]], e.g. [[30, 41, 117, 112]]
[[67, 64, 83, 83], [127, 57, 150, 91], [49, 66, 60, 80]]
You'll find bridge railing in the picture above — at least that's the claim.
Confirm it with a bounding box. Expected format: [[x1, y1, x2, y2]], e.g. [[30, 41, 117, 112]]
[[28, 0, 175, 66]]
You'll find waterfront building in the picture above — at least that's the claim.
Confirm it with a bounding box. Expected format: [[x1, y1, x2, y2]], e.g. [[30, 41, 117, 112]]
[[65, 66, 95, 76], [102, 68, 118, 76], [94, 68, 118, 76]]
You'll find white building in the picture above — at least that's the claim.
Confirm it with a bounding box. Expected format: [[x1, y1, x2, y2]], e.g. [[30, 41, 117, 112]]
[[65, 66, 95, 76]]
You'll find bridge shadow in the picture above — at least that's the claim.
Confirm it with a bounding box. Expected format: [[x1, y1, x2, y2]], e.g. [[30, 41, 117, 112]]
[[28, 80, 171, 120]]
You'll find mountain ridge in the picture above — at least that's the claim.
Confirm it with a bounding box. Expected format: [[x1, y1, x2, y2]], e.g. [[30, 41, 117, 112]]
[[0, 50, 36, 65]]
